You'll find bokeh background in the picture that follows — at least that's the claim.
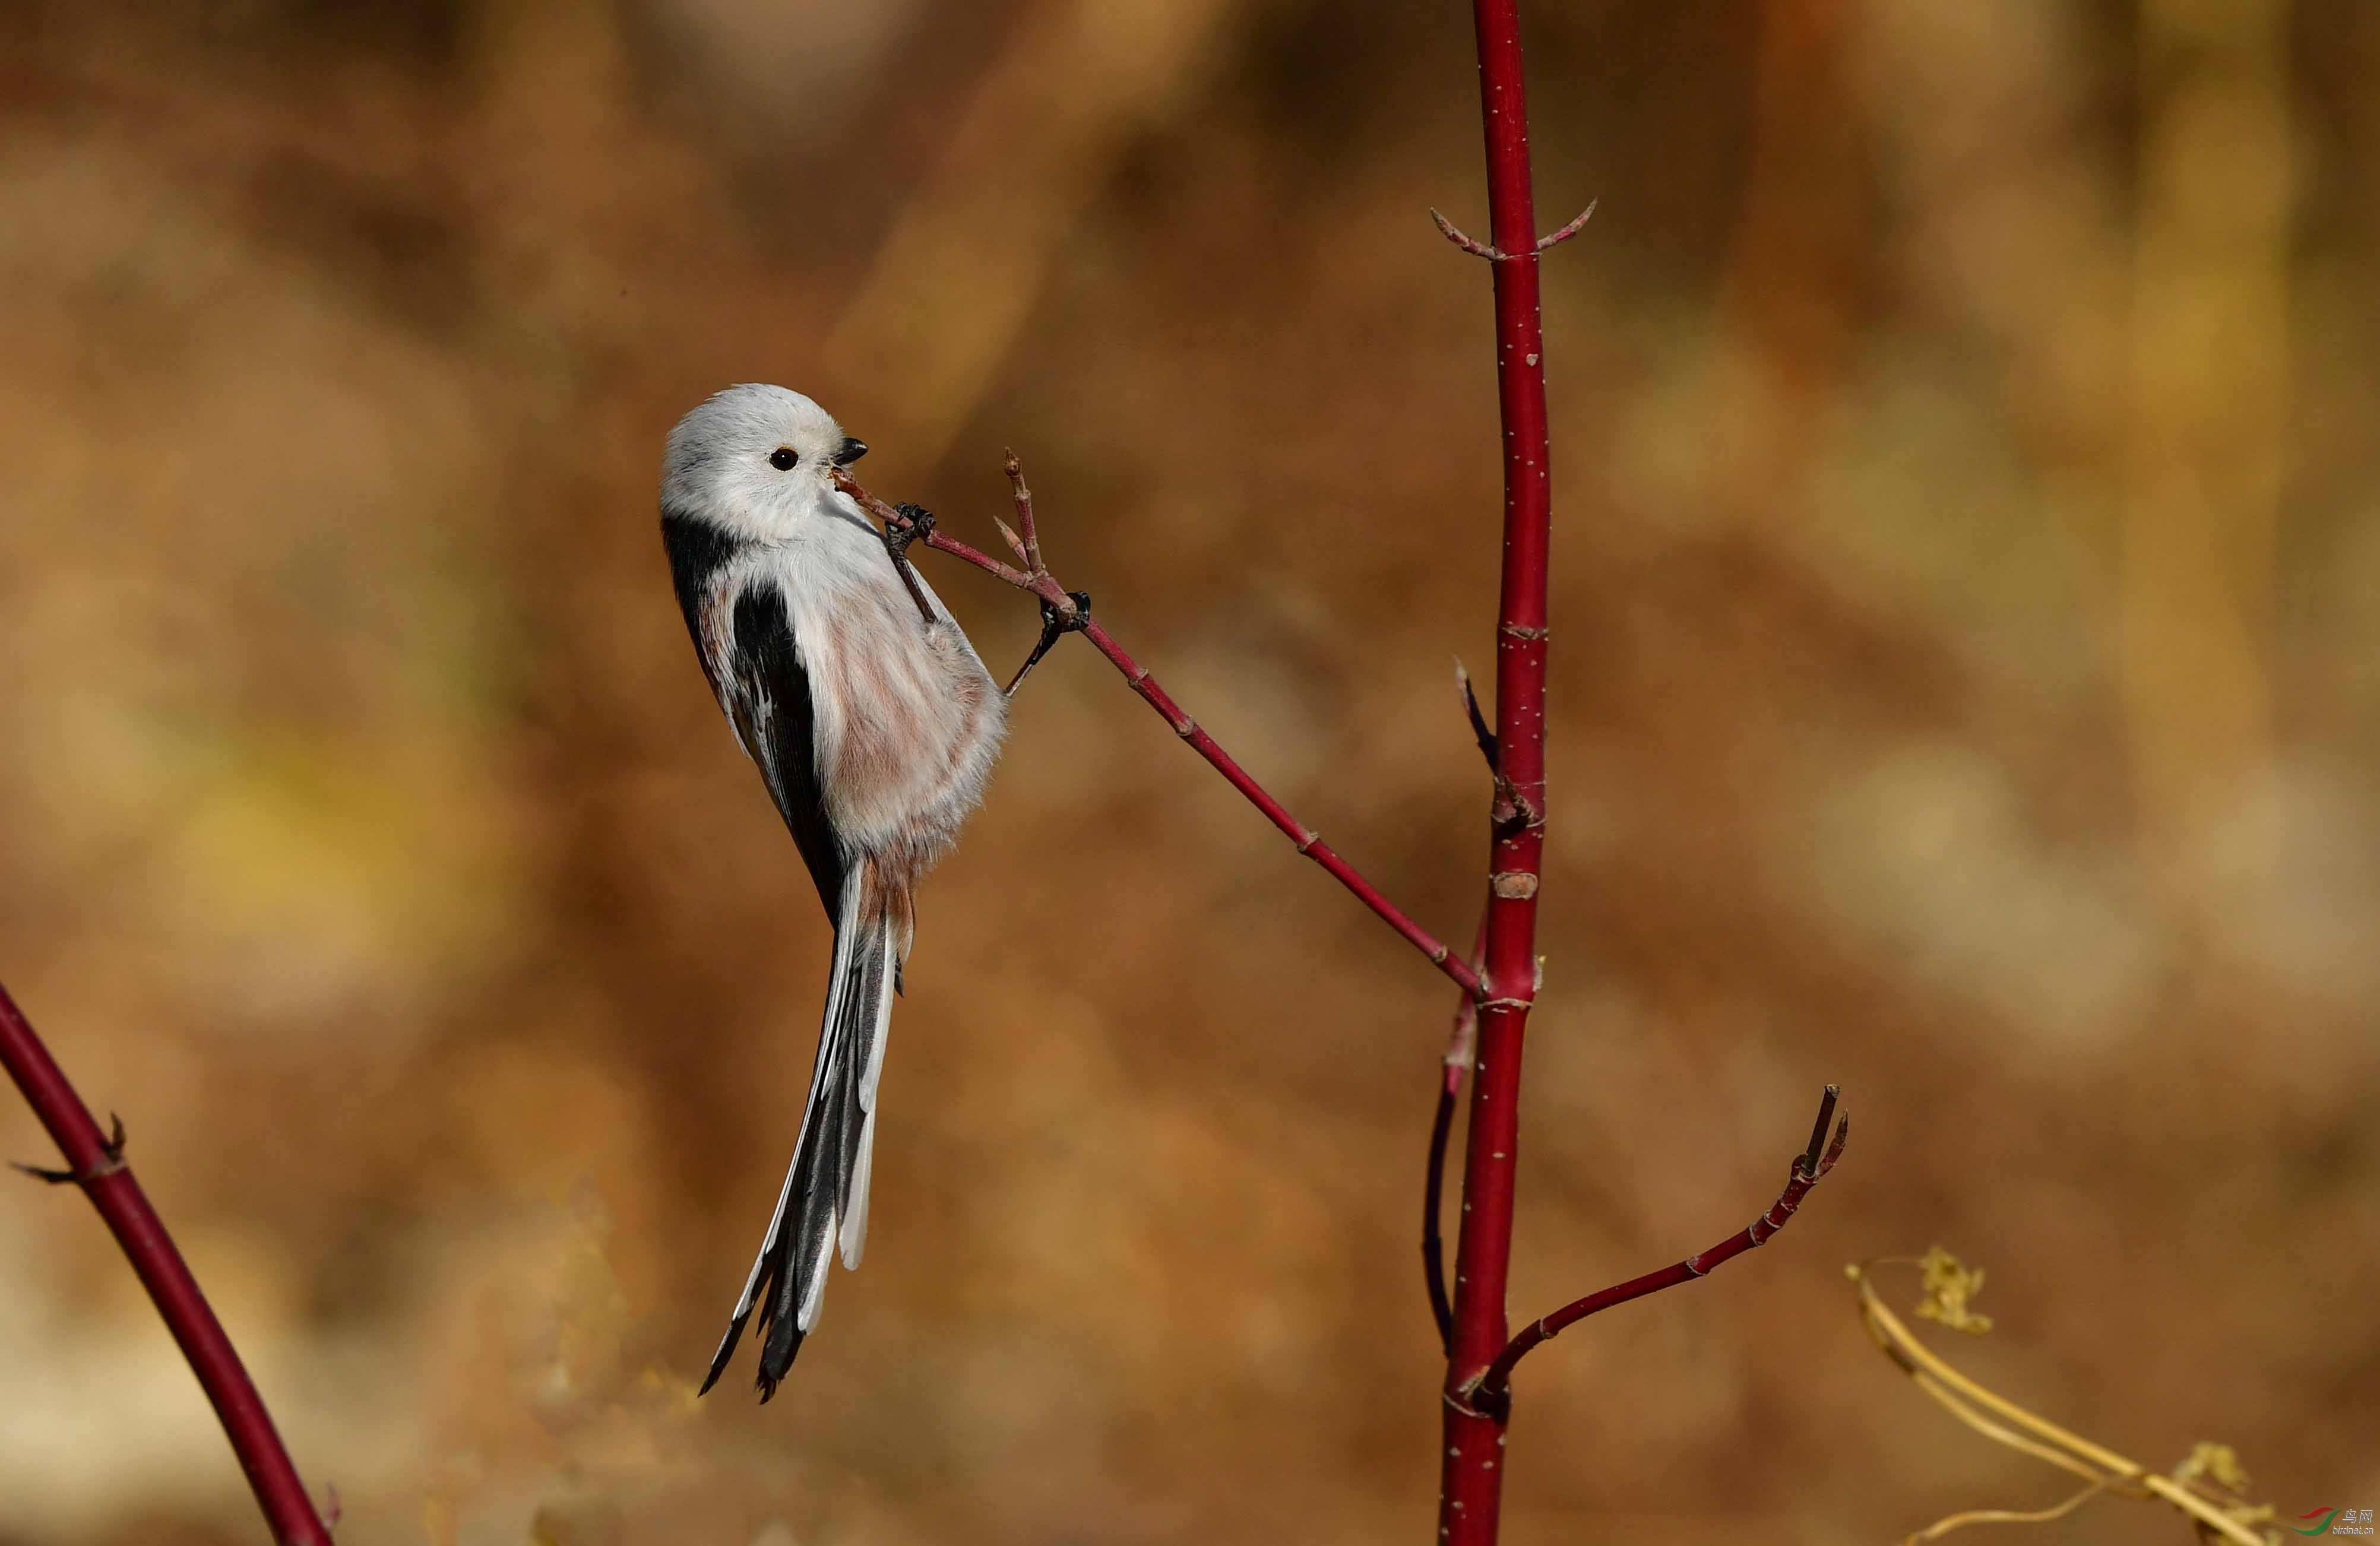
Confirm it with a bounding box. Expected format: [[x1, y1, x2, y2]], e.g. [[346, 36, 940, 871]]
[[3, 1, 2375, 1541]]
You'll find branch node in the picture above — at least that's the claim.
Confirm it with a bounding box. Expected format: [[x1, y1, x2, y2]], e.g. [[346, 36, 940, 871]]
[[1498, 622, 1549, 641], [1431, 201, 1597, 262], [12, 1110, 128, 1185], [1004, 590, 1093, 696], [1489, 870, 1539, 899], [1442, 1385, 1502, 1423]]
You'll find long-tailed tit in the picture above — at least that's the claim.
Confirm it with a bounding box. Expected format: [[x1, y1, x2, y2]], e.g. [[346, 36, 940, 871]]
[[659, 384, 1005, 1399]]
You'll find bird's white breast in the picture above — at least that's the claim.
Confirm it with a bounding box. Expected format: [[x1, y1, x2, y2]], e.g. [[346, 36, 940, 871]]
[[765, 502, 1005, 868]]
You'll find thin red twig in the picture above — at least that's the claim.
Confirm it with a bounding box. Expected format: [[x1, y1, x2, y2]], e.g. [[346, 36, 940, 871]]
[[832, 462, 1484, 1001], [1466, 1087, 1850, 1421], [1425, 663, 1505, 1353], [1423, 914, 1489, 1354], [0, 979, 333, 1546], [1008, 450, 1047, 575], [1422, 1063, 1460, 1352], [1454, 657, 1527, 832], [1436, 1, 1561, 1539], [1452, 658, 1498, 768]]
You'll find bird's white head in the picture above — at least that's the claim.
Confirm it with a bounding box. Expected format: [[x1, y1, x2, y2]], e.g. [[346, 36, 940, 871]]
[[662, 384, 871, 541]]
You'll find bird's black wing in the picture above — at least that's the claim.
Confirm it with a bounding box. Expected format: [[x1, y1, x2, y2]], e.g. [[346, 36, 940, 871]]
[[723, 581, 847, 921], [660, 511, 738, 667], [661, 511, 846, 920]]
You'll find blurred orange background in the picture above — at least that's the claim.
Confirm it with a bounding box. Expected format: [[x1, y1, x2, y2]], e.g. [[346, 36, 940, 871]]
[[2, 2, 2375, 1542]]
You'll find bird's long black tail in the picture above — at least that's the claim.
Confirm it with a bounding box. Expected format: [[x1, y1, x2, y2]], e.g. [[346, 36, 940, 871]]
[[700, 877, 897, 1401]]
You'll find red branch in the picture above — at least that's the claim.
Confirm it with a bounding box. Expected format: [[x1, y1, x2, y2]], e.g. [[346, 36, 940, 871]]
[[833, 461, 1484, 1001], [1467, 1087, 1849, 1421], [0, 979, 333, 1545], [1435, 0, 1560, 1539]]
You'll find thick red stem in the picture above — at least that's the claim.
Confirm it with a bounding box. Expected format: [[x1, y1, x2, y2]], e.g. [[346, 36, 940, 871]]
[[0, 980, 332, 1545], [1439, 0, 1553, 1539]]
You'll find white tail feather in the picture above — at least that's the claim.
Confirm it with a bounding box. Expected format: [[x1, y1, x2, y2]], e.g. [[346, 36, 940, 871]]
[[839, 925, 897, 1269], [703, 872, 902, 1396]]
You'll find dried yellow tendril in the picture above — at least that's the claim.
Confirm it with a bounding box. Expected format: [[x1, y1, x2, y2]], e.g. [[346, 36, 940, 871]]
[[1912, 1246, 1995, 1335]]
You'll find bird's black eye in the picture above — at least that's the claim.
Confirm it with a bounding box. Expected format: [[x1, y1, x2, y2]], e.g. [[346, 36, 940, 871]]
[[768, 448, 797, 471]]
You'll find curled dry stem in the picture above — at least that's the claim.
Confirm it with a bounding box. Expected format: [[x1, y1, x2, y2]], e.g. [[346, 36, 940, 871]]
[[1850, 1254, 2279, 1545]]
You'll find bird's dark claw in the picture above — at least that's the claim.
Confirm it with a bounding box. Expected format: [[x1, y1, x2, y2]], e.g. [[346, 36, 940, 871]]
[[877, 503, 941, 624], [1045, 590, 1092, 636], [886, 502, 936, 560], [1005, 591, 1091, 696]]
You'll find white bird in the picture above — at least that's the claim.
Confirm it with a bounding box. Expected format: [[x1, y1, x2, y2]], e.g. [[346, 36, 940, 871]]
[[660, 384, 1005, 1399]]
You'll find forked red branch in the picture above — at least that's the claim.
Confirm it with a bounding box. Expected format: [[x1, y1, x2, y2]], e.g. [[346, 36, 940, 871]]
[[1429, 3, 1857, 1536], [1, 979, 333, 1545], [832, 460, 1483, 1001], [1433, 1, 1562, 1536], [1463, 1086, 1850, 1423]]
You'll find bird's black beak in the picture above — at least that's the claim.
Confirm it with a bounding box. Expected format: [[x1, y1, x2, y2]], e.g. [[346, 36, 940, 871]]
[[834, 436, 869, 466]]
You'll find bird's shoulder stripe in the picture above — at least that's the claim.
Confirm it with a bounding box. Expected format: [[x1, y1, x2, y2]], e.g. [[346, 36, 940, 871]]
[[660, 511, 739, 642], [725, 578, 846, 917]]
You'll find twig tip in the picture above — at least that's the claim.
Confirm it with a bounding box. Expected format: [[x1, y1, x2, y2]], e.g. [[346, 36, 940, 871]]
[[1430, 207, 1504, 261], [993, 515, 1028, 563], [1534, 200, 1598, 254], [1821, 1114, 1850, 1175], [1802, 1085, 1840, 1170]]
